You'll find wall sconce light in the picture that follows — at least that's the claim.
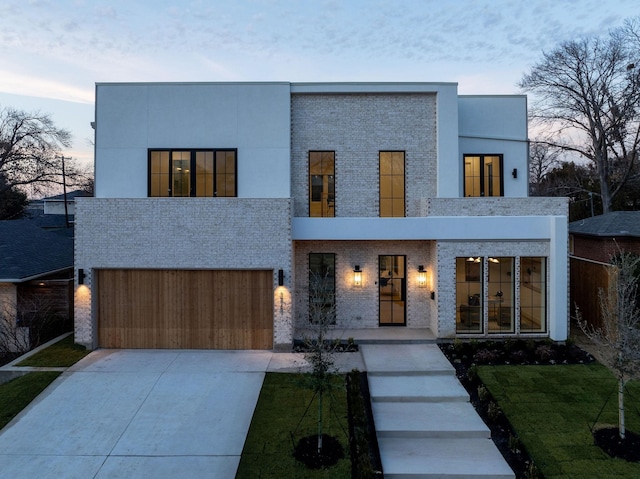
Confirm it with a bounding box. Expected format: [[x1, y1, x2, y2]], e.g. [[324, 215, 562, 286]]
[[512, 168, 518, 179], [430, 291, 436, 300], [353, 265, 362, 287], [78, 268, 86, 285], [418, 265, 427, 287], [278, 269, 284, 286]]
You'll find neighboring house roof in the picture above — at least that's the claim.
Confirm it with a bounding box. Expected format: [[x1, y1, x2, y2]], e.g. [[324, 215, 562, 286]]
[[43, 190, 91, 201], [22, 209, 75, 233], [569, 211, 640, 238], [0, 220, 73, 282]]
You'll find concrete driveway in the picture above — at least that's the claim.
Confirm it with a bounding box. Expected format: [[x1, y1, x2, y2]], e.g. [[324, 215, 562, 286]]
[[0, 349, 284, 479]]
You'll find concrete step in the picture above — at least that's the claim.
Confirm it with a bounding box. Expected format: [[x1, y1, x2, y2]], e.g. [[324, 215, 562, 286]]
[[372, 402, 490, 438], [368, 374, 469, 402], [378, 437, 515, 479], [357, 338, 439, 345], [361, 344, 455, 375]]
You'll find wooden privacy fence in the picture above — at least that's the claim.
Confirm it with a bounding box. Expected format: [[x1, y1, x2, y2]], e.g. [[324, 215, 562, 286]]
[[570, 256, 613, 329]]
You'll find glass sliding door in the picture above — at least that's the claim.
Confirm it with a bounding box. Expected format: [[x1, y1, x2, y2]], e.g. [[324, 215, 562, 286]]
[[456, 257, 483, 333], [520, 257, 546, 332], [379, 255, 406, 325], [487, 257, 515, 333]]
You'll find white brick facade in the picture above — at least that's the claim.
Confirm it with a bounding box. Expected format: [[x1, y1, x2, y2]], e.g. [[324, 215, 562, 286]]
[[291, 93, 437, 218], [293, 241, 436, 331], [76, 81, 569, 350], [74, 198, 293, 348]]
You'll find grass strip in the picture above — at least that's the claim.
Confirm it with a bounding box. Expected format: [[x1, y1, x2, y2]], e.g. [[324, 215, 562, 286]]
[[479, 363, 640, 479], [236, 372, 350, 478], [17, 334, 89, 367], [0, 372, 61, 430]]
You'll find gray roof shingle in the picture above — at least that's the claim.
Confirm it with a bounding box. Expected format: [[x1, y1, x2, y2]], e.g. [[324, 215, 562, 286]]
[[569, 211, 640, 238], [0, 220, 73, 281]]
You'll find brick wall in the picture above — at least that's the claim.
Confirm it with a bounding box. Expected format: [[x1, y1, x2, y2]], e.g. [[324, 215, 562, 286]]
[[291, 93, 438, 218], [572, 235, 640, 263], [425, 197, 568, 217], [293, 240, 437, 333], [74, 197, 293, 348], [436, 240, 550, 338]]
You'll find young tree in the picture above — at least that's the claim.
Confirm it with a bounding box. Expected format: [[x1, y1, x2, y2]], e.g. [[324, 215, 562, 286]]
[[577, 252, 640, 439], [520, 18, 640, 213], [0, 106, 76, 196], [302, 269, 339, 456]]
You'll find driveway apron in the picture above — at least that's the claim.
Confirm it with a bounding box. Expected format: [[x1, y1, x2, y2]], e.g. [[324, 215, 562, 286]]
[[0, 349, 273, 479]]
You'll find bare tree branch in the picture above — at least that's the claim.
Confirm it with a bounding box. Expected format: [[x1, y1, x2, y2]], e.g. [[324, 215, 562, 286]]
[[0, 106, 76, 197], [521, 20, 640, 213]]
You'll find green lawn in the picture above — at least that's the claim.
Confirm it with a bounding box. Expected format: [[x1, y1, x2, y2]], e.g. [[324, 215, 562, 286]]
[[17, 334, 89, 367], [1, 334, 89, 432], [0, 372, 61, 430], [479, 364, 640, 478], [236, 372, 351, 479]]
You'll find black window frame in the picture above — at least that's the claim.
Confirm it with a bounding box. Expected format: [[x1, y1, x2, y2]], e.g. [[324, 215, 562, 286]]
[[308, 150, 335, 217], [148, 148, 237, 197], [308, 252, 336, 325], [379, 150, 406, 217], [463, 154, 504, 197]]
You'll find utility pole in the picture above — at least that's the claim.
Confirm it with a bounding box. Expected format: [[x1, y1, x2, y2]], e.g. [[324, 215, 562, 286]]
[[61, 155, 70, 228]]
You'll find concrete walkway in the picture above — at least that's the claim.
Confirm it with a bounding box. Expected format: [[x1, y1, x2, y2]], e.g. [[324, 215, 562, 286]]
[[0, 349, 276, 479], [361, 344, 515, 478], [0, 339, 514, 478]]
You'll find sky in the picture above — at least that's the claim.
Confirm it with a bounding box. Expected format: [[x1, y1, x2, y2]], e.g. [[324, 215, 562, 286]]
[[0, 0, 638, 167]]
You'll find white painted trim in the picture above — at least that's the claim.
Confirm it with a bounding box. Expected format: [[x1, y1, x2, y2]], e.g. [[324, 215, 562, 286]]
[[292, 216, 562, 241]]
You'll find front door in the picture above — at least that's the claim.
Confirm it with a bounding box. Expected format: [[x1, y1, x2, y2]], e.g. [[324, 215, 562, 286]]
[[379, 255, 406, 325]]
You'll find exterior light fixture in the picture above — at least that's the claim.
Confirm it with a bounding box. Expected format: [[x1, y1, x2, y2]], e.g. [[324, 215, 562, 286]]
[[430, 291, 436, 300], [512, 168, 518, 178], [78, 268, 86, 285], [418, 265, 427, 287], [278, 269, 284, 286], [353, 265, 362, 287]]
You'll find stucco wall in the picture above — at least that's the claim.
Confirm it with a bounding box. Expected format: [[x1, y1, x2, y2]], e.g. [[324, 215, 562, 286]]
[[457, 95, 529, 199], [94, 82, 291, 199]]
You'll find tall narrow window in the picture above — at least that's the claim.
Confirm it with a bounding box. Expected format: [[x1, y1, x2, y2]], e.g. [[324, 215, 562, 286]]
[[172, 151, 191, 197], [380, 151, 405, 217], [148, 149, 237, 197], [150, 151, 170, 197], [309, 151, 335, 217], [309, 253, 336, 324], [456, 257, 483, 333], [487, 257, 515, 333], [463, 155, 503, 197], [520, 257, 547, 333]]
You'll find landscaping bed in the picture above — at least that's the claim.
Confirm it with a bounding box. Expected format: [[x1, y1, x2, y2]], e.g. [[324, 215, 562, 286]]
[[439, 339, 596, 479]]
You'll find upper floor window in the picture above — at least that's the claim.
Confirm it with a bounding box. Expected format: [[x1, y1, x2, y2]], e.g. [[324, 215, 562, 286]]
[[380, 151, 405, 217], [149, 149, 237, 197], [309, 151, 335, 217], [464, 154, 503, 197]]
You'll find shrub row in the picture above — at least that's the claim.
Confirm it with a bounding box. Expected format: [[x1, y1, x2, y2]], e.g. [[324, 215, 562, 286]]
[[346, 370, 383, 478]]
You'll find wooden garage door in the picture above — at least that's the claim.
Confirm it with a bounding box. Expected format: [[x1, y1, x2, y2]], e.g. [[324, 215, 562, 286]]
[[97, 269, 273, 349]]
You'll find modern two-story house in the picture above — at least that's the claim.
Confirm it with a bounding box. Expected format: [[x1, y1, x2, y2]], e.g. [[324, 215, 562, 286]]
[[74, 82, 568, 350]]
